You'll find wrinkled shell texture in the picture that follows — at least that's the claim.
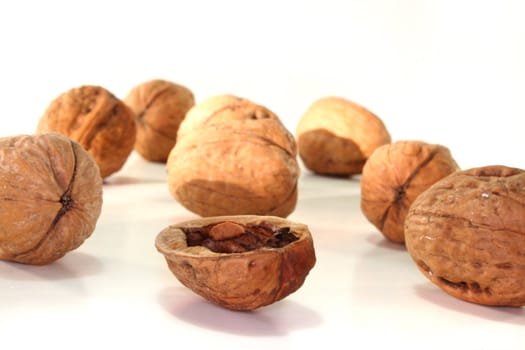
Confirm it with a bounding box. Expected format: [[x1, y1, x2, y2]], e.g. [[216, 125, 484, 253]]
[[155, 215, 316, 310], [37, 85, 137, 178], [361, 140, 459, 243], [0, 133, 103, 265], [124, 79, 195, 162], [296, 96, 391, 175], [405, 165, 525, 306], [167, 96, 299, 217], [176, 94, 281, 139]]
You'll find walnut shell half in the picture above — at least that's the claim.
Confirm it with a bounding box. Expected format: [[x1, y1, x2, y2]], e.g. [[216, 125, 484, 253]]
[[0, 133, 103, 265], [405, 165, 525, 306], [155, 215, 316, 311]]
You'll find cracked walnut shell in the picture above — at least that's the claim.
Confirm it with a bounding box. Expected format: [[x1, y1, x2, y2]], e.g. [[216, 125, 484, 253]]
[[167, 96, 299, 217], [405, 165, 525, 306], [37, 85, 137, 178], [296, 96, 391, 176], [0, 133, 103, 265], [155, 215, 316, 310], [360, 140, 459, 243], [124, 79, 195, 162]]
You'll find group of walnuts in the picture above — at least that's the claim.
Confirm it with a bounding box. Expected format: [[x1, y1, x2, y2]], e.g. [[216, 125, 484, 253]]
[[0, 79, 523, 311]]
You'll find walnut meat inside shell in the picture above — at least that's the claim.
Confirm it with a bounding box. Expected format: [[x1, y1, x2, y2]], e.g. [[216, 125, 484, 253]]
[[405, 165, 525, 306], [155, 215, 316, 311], [37, 85, 137, 178], [360, 140, 459, 243], [0, 133, 103, 265]]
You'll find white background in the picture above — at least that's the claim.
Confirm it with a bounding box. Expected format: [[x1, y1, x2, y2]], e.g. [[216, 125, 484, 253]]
[[0, 0, 524, 169], [0, 1, 524, 349]]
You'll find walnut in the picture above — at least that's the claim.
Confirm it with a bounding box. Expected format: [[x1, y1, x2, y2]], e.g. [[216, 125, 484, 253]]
[[124, 79, 195, 162], [176, 94, 281, 139], [405, 165, 525, 307], [0, 133, 103, 265], [37, 85, 137, 178], [296, 96, 391, 176], [167, 95, 299, 217], [360, 140, 459, 243], [155, 215, 316, 310]]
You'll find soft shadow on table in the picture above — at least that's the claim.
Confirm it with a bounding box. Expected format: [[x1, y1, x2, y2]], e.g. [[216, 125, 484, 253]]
[[103, 175, 167, 186], [157, 286, 322, 336], [366, 233, 407, 252], [0, 252, 104, 281], [414, 283, 525, 326]]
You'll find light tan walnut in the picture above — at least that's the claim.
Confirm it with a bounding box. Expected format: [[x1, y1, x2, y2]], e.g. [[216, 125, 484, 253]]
[[296, 96, 391, 176], [176, 94, 280, 140], [167, 95, 299, 218]]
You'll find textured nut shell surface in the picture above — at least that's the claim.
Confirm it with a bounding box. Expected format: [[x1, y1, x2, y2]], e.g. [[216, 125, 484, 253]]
[[360, 140, 459, 243], [155, 215, 316, 310], [405, 165, 525, 306], [124, 79, 195, 162], [167, 118, 299, 217], [37, 85, 137, 178], [0, 133, 103, 265], [177, 94, 281, 140], [296, 96, 391, 175]]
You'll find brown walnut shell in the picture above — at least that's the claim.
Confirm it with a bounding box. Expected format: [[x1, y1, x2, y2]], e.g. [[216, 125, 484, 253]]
[[155, 215, 316, 310], [0, 133, 103, 265], [360, 140, 459, 243], [167, 97, 299, 218], [124, 79, 195, 162], [176, 94, 281, 140], [37, 85, 137, 178], [405, 165, 525, 306], [296, 96, 391, 176]]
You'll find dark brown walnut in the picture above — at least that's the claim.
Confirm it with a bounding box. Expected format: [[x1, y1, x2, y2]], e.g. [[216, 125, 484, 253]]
[[37, 85, 137, 178], [155, 215, 316, 310], [296, 96, 391, 176], [124, 79, 195, 162], [360, 140, 459, 243], [405, 165, 525, 307], [0, 133, 103, 265], [167, 96, 299, 218]]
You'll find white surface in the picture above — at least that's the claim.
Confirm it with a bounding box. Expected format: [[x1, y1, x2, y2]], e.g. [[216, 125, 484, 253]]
[[1, 154, 524, 350], [0, 1, 524, 349]]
